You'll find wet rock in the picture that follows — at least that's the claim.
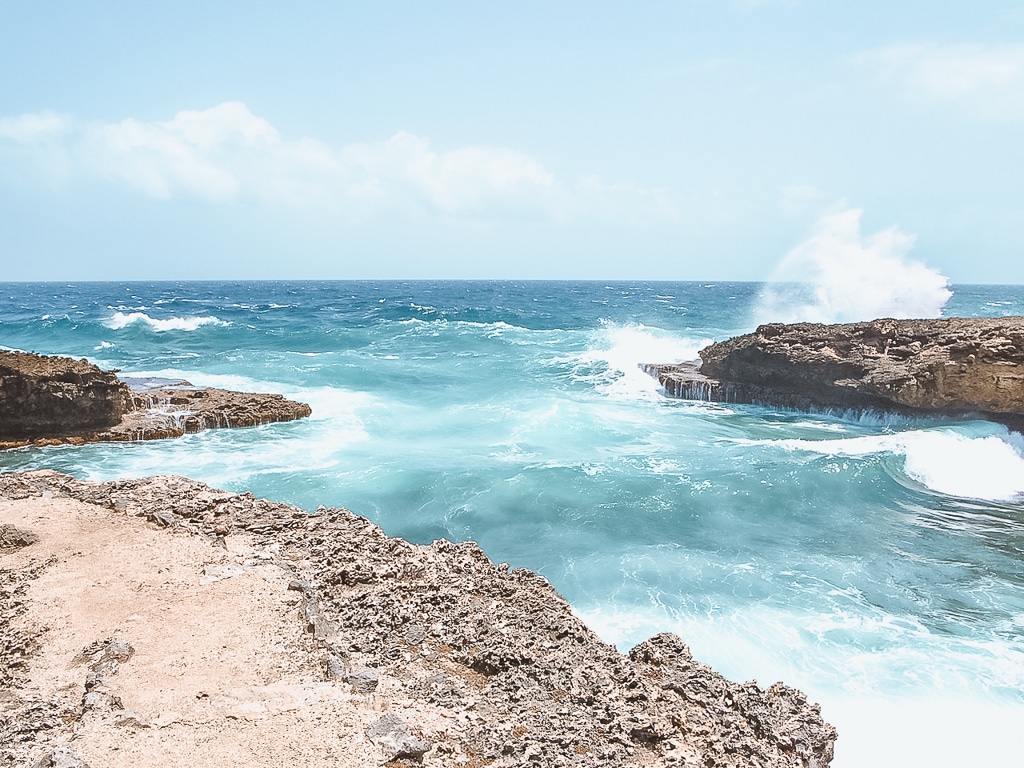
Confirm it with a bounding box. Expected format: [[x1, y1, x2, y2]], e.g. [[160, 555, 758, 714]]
[[0, 351, 311, 449], [645, 316, 1024, 431], [0, 351, 128, 441], [365, 713, 431, 761]]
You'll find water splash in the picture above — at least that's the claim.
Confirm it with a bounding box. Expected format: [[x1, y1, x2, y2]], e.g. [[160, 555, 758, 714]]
[[754, 208, 952, 324], [572, 322, 710, 400]]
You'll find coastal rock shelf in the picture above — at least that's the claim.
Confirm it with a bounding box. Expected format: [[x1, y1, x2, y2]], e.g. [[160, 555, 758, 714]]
[[0, 470, 838, 768], [643, 317, 1024, 429], [0, 351, 311, 449], [0, 351, 128, 439]]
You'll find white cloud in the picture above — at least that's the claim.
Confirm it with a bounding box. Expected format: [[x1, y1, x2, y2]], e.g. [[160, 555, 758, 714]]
[[855, 42, 1024, 120], [0, 111, 70, 142], [338, 131, 556, 213], [1, 102, 665, 222]]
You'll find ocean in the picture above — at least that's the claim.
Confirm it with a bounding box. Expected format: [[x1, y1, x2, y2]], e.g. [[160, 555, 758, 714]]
[[2, 280, 1023, 766]]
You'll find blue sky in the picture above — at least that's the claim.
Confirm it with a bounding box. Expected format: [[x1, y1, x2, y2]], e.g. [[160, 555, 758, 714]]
[[2, 1, 1023, 282]]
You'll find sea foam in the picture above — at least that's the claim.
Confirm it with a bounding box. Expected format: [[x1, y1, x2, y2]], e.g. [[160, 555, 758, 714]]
[[573, 322, 711, 400], [756, 428, 1024, 502], [104, 310, 228, 332]]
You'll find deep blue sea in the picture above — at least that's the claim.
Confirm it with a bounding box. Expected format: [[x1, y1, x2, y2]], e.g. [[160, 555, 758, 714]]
[[2, 280, 1023, 766]]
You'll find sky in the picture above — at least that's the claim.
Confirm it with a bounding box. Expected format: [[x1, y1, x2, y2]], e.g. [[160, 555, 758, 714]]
[[1, 1, 1023, 282]]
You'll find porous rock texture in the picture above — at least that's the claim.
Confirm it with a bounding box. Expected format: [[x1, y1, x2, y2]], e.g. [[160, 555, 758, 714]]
[[0, 352, 129, 440], [0, 351, 311, 449], [645, 317, 1024, 429], [112, 383, 313, 440], [1, 470, 838, 768]]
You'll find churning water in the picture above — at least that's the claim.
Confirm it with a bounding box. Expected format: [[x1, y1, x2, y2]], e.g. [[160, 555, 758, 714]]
[[2, 280, 1023, 766]]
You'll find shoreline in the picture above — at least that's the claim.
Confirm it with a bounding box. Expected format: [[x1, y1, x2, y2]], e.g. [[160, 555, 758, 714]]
[[1, 470, 837, 767]]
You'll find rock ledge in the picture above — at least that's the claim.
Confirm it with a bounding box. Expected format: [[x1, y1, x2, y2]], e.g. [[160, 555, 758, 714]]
[[644, 317, 1024, 430], [0, 351, 311, 449]]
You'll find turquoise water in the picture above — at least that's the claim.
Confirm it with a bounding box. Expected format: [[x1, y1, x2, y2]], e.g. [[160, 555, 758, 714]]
[[2, 280, 1024, 766]]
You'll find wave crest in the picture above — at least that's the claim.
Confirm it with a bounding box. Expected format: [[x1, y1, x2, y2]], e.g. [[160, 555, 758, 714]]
[[759, 428, 1024, 502], [104, 311, 228, 332]]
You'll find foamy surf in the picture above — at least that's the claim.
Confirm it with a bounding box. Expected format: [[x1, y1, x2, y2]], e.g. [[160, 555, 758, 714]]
[[572, 322, 711, 400], [743, 427, 1024, 502], [104, 310, 228, 332]]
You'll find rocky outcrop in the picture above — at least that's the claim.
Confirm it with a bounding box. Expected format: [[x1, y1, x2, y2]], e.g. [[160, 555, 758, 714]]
[[103, 381, 313, 441], [645, 317, 1024, 429], [0, 352, 311, 449], [1, 470, 838, 767], [0, 352, 130, 440]]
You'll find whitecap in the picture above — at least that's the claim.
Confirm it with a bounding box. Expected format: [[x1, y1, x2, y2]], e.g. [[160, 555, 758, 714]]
[[104, 311, 228, 332]]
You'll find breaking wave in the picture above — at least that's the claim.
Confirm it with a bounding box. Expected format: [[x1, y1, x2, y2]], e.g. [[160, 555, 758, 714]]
[[104, 311, 228, 332], [753, 428, 1024, 502]]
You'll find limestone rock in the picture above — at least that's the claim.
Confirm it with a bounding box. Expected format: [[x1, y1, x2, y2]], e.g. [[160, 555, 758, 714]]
[[646, 317, 1024, 430], [31, 747, 93, 768], [0, 351, 129, 440], [0, 524, 40, 552], [0, 351, 311, 449], [365, 713, 432, 761]]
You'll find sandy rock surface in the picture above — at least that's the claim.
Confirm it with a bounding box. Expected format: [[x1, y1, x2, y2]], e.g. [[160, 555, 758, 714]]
[[1, 471, 837, 767], [0, 494, 444, 768]]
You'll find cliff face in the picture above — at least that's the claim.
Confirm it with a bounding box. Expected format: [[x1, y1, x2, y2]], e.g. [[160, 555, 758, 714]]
[[0, 471, 838, 768], [647, 317, 1024, 427], [0, 352, 129, 440]]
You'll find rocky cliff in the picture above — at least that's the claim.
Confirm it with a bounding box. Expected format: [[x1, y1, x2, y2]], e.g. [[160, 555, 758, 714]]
[[0, 352, 130, 440], [1, 470, 838, 768], [644, 317, 1024, 429], [0, 352, 311, 449]]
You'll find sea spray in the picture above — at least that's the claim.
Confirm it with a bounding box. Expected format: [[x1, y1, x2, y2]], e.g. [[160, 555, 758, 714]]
[[753, 208, 952, 324]]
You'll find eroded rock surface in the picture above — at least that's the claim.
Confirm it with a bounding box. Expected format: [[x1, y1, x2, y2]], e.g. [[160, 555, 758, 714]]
[[0, 352, 129, 440], [645, 317, 1024, 429], [0, 352, 311, 449], [1, 470, 837, 767]]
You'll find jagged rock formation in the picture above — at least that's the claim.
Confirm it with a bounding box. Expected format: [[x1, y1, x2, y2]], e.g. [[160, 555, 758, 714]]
[[0, 352, 129, 440], [644, 317, 1024, 429], [0, 352, 311, 449], [0, 470, 838, 768]]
